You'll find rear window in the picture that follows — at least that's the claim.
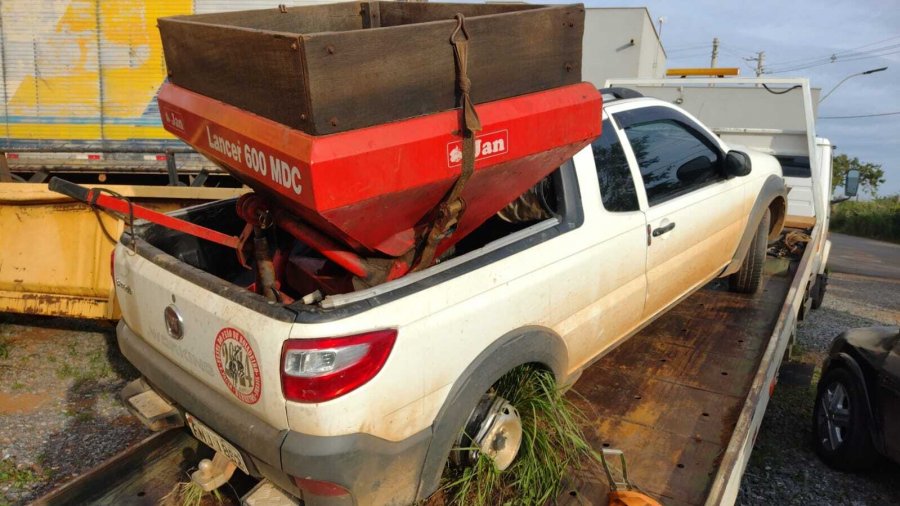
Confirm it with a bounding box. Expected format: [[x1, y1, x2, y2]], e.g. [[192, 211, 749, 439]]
[[592, 119, 639, 212], [775, 155, 811, 178]]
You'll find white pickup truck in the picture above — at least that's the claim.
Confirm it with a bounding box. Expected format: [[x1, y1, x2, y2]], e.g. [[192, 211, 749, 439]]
[[113, 89, 787, 505]]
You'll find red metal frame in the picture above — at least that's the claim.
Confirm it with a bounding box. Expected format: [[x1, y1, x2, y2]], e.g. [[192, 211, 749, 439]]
[[158, 82, 602, 258], [86, 190, 240, 249]]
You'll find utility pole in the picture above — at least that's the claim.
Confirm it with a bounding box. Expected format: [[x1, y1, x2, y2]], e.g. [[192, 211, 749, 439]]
[[711, 37, 719, 68], [744, 51, 766, 76]]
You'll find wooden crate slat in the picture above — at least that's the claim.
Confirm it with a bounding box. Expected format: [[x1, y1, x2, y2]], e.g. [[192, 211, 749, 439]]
[[158, 2, 585, 135]]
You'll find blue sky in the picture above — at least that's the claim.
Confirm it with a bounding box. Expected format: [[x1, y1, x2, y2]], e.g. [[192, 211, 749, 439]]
[[590, 0, 900, 196]]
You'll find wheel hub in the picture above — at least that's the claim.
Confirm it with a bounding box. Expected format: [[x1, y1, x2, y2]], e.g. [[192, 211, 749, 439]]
[[453, 394, 523, 471], [817, 381, 851, 451]]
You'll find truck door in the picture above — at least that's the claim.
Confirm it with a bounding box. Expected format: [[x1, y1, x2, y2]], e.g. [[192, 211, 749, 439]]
[[587, 118, 648, 348], [614, 105, 745, 319], [881, 337, 900, 460]]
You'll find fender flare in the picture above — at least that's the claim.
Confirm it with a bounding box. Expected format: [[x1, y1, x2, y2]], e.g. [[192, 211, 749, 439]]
[[723, 175, 787, 276], [414, 326, 568, 501]]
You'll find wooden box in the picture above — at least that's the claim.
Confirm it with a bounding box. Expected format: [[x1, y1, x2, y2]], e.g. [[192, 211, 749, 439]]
[[158, 2, 584, 135]]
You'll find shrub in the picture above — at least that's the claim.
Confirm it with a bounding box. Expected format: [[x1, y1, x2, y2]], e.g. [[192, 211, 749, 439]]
[[831, 195, 900, 243]]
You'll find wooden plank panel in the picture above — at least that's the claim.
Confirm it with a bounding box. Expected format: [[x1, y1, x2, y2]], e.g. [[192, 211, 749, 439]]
[[159, 2, 583, 134], [304, 4, 583, 133], [158, 20, 306, 131], [178, 2, 365, 33], [377, 2, 537, 26]]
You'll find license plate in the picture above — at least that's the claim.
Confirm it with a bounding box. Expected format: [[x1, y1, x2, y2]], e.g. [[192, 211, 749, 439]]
[[186, 413, 249, 474]]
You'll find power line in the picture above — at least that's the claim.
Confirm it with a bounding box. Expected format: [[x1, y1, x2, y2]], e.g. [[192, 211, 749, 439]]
[[766, 48, 900, 74], [819, 111, 900, 119], [745, 51, 765, 76], [765, 42, 900, 73], [719, 45, 755, 58], [766, 48, 900, 73], [766, 43, 900, 71], [720, 46, 759, 73], [721, 42, 760, 55], [764, 35, 900, 69]]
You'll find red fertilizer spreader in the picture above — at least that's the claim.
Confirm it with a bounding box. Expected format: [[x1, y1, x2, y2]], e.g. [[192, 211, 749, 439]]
[[49, 82, 600, 300], [156, 82, 601, 280]]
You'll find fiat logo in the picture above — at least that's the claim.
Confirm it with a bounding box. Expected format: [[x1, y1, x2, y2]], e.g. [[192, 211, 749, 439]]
[[164, 305, 184, 340]]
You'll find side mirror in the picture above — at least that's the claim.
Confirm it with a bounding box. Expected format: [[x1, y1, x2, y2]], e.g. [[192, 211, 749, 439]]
[[844, 169, 860, 197], [723, 150, 752, 178]]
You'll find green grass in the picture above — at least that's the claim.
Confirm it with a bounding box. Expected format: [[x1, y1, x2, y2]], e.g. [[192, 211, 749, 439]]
[[62, 408, 95, 423], [831, 195, 900, 243], [55, 348, 113, 382], [0, 458, 44, 492], [443, 366, 599, 505], [0, 338, 9, 360]]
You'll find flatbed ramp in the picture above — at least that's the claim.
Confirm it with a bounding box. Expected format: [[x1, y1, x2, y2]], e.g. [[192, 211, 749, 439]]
[[34, 259, 798, 505], [566, 257, 794, 505], [33, 430, 250, 505]]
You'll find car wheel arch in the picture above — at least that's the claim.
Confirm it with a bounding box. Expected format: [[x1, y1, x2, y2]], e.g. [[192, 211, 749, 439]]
[[723, 175, 788, 276], [414, 325, 568, 501], [821, 352, 884, 452], [767, 195, 787, 241]]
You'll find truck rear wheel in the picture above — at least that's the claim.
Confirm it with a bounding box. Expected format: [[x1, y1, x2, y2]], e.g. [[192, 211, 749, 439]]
[[811, 272, 828, 309], [451, 392, 523, 471], [730, 209, 770, 294]]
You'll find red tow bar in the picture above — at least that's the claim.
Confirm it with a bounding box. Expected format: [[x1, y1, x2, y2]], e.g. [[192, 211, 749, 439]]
[[48, 177, 240, 249]]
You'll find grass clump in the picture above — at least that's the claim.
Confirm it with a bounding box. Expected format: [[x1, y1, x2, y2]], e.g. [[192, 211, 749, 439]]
[[831, 195, 900, 243], [160, 480, 223, 506], [0, 457, 44, 491], [55, 349, 113, 382], [444, 366, 597, 505]]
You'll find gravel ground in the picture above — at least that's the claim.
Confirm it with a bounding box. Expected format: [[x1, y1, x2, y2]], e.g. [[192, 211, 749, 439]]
[[0, 314, 149, 506], [738, 272, 900, 505]]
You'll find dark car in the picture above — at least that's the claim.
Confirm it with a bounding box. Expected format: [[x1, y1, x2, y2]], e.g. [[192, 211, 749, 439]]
[[813, 326, 900, 470]]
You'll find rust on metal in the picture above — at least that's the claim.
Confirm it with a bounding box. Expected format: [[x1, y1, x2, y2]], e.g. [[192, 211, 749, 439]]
[[566, 260, 793, 505], [32, 430, 242, 505]]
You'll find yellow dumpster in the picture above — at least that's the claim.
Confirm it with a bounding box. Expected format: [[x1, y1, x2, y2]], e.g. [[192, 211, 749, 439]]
[[0, 183, 246, 320]]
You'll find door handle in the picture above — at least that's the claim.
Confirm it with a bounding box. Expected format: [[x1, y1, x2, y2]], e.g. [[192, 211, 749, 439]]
[[652, 222, 676, 237]]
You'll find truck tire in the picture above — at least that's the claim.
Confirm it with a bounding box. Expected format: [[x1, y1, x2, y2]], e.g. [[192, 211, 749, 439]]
[[811, 272, 828, 309], [812, 367, 878, 471], [730, 209, 770, 294]]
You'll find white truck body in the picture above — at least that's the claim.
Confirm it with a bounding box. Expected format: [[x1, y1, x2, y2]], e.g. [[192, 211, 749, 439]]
[[113, 92, 787, 504]]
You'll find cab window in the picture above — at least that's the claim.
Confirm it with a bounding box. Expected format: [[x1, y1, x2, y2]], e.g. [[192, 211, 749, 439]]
[[592, 119, 639, 212], [615, 106, 723, 206]]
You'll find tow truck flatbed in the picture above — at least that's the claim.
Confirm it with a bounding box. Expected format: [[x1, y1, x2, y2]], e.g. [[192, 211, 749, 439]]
[[565, 254, 801, 505], [35, 239, 811, 505]]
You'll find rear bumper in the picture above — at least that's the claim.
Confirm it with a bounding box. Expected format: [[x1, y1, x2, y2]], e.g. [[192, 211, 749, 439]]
[[116, 320, 431, 505]]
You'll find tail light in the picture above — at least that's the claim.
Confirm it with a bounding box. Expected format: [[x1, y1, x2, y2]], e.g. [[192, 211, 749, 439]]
[[281, 329, 397, 403]]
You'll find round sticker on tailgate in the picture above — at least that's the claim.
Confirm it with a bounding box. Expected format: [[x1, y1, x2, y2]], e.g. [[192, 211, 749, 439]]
[[214, 328, 262, 404]]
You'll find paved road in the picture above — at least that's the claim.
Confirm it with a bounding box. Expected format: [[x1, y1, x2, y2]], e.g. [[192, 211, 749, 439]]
[[827, 232, 900, 280]]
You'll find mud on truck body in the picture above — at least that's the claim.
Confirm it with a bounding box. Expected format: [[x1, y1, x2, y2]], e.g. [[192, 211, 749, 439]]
[[111, 85, 786, 504]]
